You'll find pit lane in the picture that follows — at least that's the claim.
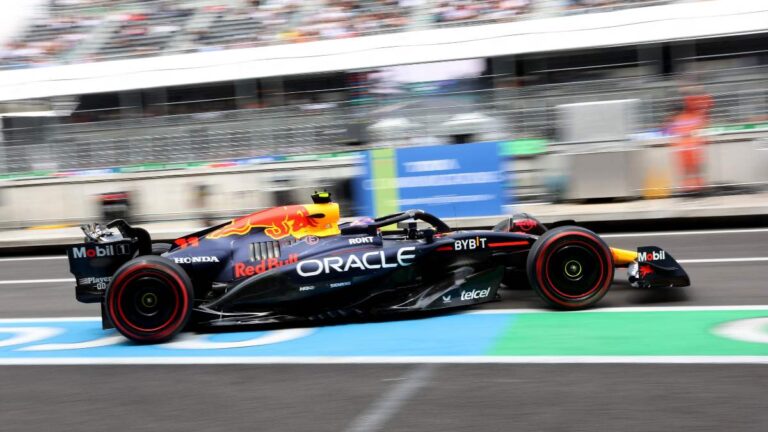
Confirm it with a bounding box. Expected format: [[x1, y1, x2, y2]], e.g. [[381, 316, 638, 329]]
[[0, 228, 767, 431]]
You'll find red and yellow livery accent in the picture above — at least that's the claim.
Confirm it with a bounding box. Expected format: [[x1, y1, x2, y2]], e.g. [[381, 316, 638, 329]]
[[611, 247, 638, 267], [208, 203, 341, 240]]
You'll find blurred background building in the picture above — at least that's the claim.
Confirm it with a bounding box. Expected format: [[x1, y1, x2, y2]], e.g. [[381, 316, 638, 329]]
[[0, 0, 766, 227]]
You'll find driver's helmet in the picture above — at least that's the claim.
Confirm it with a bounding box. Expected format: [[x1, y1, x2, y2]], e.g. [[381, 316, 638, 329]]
[[350, 216, 375, 227]]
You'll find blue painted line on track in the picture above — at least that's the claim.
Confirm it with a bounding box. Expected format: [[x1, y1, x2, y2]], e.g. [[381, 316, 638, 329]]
[[0, 313, 514, 359]]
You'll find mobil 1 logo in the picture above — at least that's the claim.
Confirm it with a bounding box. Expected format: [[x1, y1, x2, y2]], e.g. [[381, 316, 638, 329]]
[[71, 243, 131, 259], [637, 247, 667, 263]]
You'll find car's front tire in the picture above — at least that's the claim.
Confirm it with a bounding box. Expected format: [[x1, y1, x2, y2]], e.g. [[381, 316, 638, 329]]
[[105, 255, 193, 343], [526, 226, 614, 309]]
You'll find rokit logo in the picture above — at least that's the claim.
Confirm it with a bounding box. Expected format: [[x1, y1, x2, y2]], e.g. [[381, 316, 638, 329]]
[[173, 256, 221, 264], [454, 237, 487, 251], [638, 250, 666, 262], [297, 247, 416, 277], [348, 236, 375, 245], [235, 254, 299, 278], [460, 288, 491, 301], [72, 244, 130, 259]]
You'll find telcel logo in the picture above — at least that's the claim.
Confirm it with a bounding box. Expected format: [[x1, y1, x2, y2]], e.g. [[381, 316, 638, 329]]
[[72, 244, 130, 259], [460, 288, 490, 301], [297, 247, 416, 277], [638, 250, 666, 262]]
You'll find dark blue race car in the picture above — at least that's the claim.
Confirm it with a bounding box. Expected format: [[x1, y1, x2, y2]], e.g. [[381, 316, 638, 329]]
[[68, 192, 689, 343]]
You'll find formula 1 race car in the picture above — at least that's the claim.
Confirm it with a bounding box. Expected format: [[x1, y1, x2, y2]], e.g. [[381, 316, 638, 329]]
[[68, 192, 690, 343]]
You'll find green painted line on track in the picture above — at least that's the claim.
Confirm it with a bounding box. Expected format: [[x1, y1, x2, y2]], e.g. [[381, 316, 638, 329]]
[[490, 310, 768, 356]]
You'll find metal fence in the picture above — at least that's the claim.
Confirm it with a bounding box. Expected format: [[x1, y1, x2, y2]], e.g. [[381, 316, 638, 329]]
[[2, 69, 768, 174]]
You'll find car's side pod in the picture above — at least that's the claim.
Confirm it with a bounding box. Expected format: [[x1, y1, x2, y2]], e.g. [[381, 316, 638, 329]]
[[625, 246, 691, 289]]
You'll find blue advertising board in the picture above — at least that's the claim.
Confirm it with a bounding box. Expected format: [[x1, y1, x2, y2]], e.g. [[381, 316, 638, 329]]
[[357, 142, 506, 218]]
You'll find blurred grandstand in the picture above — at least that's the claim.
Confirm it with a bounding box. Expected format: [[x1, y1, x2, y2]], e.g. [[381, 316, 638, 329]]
[[1, 0, 678, 67], [0, 0, 765, 206]]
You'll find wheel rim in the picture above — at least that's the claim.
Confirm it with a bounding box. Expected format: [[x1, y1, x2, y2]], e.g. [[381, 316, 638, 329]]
[[544, 244, 603, 299], [117, 273, 179, 332]]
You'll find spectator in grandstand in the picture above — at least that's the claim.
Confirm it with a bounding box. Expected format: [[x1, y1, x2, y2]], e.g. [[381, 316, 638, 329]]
[[433, 0, 530, 24], [565, 0, 672, 12], [290, 0, 411, 42]]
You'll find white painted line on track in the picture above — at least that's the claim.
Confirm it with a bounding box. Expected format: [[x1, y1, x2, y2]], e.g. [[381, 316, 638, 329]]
[[0, 356, 767, 366], [0, 317, 100, 323], [471, 305, 768, 314], [0, 256, 65, 262], [678, 257, 768, 264], [21, 335, 126, 351], [344, 364, 436, 432], [601, 228, 768, 238], [0, 278, 73, 285]]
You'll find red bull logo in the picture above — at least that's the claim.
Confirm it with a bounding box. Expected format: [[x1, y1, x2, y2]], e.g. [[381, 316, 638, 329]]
[[208, 206, 319, 240], [235, 254, 299, 278]]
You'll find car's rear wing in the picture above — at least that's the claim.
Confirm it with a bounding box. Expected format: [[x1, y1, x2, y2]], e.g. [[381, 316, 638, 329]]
[[67, 220, 150, 303]]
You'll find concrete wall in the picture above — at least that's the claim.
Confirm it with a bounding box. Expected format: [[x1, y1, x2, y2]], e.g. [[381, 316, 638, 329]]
[[541, 136, 768, 200], [1, 137, 765, 228], [0, 159, 361, 228]]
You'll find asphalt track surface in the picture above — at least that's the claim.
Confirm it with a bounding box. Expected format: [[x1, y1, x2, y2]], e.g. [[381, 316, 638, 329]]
[[1, 228, 768, 431]]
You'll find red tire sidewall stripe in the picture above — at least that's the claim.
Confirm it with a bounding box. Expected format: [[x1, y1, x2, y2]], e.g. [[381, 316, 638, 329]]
[[108, 263, 189, 341], [114, 271, 180, 333], [535, 231, 613, 307]]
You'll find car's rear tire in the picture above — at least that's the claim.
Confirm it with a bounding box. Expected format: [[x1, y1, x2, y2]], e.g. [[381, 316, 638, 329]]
[[526, 226, 614, 310], [105, 255, 193, 343]]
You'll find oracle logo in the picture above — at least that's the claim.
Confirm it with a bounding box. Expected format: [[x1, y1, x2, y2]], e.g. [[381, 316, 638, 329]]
[[297, 247, 416, 277]]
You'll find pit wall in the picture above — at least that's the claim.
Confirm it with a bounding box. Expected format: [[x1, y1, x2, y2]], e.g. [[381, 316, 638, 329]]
[[543, 137, 768, 200], [0, 138, 766, 228], [0, 159, 361, 228]]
